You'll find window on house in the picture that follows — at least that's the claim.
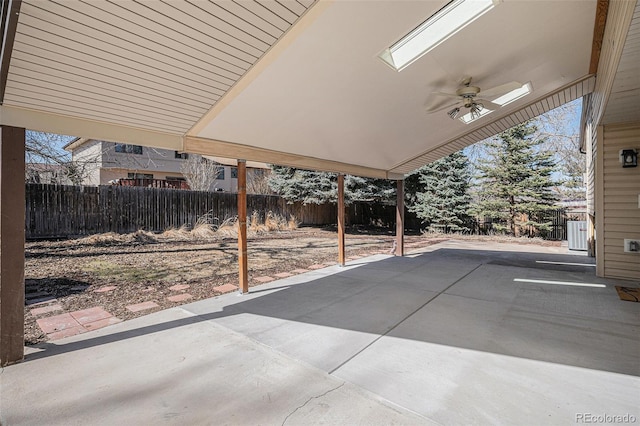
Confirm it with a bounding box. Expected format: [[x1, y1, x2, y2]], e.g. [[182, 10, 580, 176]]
[[115, 144, 143, 154], [127, 173, 153, 179], [175, 151, 188, 159], [231, 167, 238, 179], [217, 168, 225, 180], [166, 176, 185, 181]]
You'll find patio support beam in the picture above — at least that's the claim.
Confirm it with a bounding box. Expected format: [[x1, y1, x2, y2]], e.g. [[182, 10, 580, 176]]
[[0, 125, 25, 366], [395, 179, 404, 257], [337, 174, 345, 266], [237, 160, 248, 293]]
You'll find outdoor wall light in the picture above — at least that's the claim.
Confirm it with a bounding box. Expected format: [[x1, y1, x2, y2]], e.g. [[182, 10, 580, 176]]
[[620, 149, 638, 168]]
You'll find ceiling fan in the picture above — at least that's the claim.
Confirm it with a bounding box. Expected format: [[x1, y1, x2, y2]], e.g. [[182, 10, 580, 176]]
[[426, 77, 523, 120]]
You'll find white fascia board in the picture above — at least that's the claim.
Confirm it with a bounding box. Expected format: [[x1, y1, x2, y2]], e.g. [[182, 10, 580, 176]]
[[0, 105, 183, 151]]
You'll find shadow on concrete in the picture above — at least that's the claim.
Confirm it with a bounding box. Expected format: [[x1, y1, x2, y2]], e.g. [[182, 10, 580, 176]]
[[25, 246, 638, 377]]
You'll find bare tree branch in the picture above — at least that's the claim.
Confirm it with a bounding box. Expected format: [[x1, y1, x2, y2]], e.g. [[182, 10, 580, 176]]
[[180, 154, 223, 191]]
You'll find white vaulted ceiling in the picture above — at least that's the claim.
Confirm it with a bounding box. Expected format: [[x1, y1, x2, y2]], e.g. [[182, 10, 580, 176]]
[[0, 0, 618, 177]]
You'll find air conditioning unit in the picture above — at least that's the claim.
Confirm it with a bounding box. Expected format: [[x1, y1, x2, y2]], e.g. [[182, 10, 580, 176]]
[[567, 221, 588, 251]]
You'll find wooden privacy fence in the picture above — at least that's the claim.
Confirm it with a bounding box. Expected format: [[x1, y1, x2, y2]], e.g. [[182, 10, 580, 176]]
[[25, 184, 413, 239]]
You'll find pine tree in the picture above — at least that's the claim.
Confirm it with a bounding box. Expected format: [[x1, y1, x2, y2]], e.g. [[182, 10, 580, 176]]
[[474, 122, 558, 236], [268, 166, 395, 205], [407, 151, 472, 232], [267, 166, 335, 205]]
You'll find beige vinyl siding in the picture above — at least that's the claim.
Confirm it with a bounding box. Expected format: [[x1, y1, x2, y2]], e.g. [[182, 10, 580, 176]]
[[601, 123, 640, 280], [585, 120, 597, 216]]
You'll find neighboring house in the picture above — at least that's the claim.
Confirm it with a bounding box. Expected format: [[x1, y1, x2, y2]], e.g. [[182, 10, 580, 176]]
[[63, 138, 269, 192], [26, 163, 74, 185]]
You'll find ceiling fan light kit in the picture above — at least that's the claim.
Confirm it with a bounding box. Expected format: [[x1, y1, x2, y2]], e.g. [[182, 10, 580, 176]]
[[428, 79, 533, 124], [378, 0, 498, 71]]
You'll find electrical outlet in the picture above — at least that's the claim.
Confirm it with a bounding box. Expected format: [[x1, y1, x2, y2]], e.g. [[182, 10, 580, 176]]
[[624, 239, 640, 253]]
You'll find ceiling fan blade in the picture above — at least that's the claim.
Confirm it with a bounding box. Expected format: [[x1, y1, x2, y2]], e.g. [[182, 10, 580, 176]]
[[425, 99, 460, 113], [480, 81, 523, 99], [476, 99, 501, 110], [432, 91, 460, 99]]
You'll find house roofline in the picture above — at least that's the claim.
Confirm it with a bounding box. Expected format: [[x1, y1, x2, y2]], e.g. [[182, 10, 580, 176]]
[[63, 137, 89, 152]]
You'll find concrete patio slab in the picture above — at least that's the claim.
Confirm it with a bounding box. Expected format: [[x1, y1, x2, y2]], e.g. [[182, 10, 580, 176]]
[[3, 240, 639, 424], [3, 304, 428, 425]]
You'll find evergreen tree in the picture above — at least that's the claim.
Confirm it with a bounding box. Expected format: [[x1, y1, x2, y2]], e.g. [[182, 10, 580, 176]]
[[407, 151, 472, 232], [474, 122, 558, 236], [268, 166, 395, 205]]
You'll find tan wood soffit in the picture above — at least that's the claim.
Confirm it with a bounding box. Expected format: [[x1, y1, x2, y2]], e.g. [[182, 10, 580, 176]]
[[0, 105, 182, 149], [0, 0, 22, 104], [183, 136, 390, 179], [187, 0, 330, 136], [590, 0, 610, 75]]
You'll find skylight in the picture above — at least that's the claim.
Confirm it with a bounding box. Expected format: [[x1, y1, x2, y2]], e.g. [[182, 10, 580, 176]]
[[459, 82, 532, 124], [379, 0, 497, 71]]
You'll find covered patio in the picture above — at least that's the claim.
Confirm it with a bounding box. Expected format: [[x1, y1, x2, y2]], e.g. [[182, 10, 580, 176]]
[[1, 0, 639, 421], [2, 241, 638, 424]]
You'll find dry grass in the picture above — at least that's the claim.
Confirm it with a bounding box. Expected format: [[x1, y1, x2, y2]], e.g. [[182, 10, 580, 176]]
[[77, 230, 159, 246], [73, 212, 298, 246]]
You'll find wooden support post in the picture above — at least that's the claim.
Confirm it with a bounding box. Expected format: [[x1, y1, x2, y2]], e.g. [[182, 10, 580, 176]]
[[237, 160, 248, 293], [0, 126, 25, 366], [337, 174, 346, 266], [395, 179, 404, 257]]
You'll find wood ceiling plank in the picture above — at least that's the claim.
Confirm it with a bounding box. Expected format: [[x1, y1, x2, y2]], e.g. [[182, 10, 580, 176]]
[[0, 0, 22, 104], [212, 1, 283, 39], [43, 0, 249, 75], [277, 0, 307, 17], [5, 82, 196, 128], [14, 35, 225, 102], [8, 73, 203, 122], [4, 95, 188, 134], [256, 0, 299, 24], [237, 1, 291, 31], [9, 52, 213, 110], [154, 0, 264, 58], [10, 64, 208, 115], [111, 0, 258, 65], [18, 15, 237, 90], [297, 0, 315, 8], [22, 2, 242, 84], [166, 1, 271, 52], [189, 1, 277, 46]]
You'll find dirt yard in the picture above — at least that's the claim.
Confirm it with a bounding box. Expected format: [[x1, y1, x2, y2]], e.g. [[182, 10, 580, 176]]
[[24, 227, 559, 345]]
